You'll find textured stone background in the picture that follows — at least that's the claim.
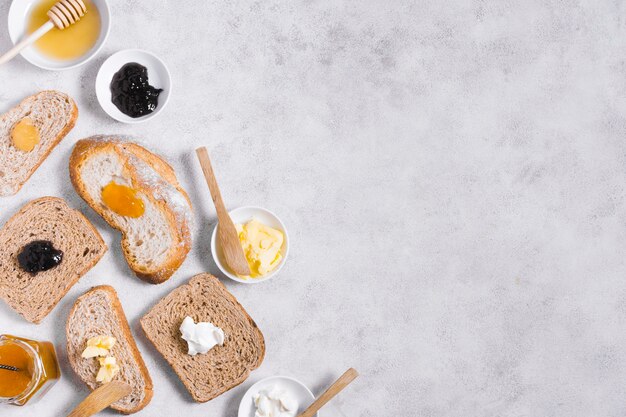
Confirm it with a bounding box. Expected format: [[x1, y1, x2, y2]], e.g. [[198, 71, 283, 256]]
[[2, 0, 626, 416]]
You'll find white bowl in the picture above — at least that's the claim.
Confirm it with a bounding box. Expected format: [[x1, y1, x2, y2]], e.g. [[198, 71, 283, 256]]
[[211, 206, 289, 284], [95, 49, 171, 123], [238, 376, 318, 417], [7, 0, 110, 70]]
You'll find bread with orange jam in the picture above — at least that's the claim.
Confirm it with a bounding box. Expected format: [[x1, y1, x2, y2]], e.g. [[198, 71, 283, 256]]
[[0, 91, 77, 196], [69, 137, 193, 284]]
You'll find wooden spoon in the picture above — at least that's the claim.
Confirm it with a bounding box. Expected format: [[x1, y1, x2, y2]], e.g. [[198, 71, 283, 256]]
[[66, 381, 131, 417], [0, 0, 87, 66], [196, 147, 251, 276], [297, 368, 359, 417]]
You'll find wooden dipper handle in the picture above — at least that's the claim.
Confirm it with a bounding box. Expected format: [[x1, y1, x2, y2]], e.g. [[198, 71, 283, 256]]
[[0, 0, 87, 66], [66, 381, 131, 417], [297, 368, 359, 417]]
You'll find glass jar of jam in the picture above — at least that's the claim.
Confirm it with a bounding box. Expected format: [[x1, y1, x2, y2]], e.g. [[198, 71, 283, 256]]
[[0, 334, 60, 406]]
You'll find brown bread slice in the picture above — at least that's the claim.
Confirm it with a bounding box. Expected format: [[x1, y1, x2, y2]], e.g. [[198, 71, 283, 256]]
[[0, 91, 78, 196], [0, 197, 106, 323], [66, 286, 153, 414], [140, 273, 265, 402], [69, 137, 193, 284]]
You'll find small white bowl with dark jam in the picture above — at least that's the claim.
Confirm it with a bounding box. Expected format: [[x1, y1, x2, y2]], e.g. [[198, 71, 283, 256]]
[[7, 0, 110, 70], [95, 49, 172, 123]]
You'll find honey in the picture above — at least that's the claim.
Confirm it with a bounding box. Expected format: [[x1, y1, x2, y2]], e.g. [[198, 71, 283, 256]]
[[0, 335, 60, 406], [11, 118, 40, 152], [0, 343, 32, 398], [27, 0, 101, 61], [102, 181, 145, 218]]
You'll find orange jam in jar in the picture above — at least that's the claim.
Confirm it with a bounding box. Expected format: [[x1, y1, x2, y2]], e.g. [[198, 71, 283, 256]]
[[0, 335, 60, 406], [101, 181, 145, 218]]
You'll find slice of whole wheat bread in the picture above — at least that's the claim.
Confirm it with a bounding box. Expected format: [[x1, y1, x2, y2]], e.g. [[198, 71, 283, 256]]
[[140, 273, 265, 402], [69, 136, 193, 284], [0, 197, 106, 323], [66, 286, 153, 414], [0, 91, 78, 196]]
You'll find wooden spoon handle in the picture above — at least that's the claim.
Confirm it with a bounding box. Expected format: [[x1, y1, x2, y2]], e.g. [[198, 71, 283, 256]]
[[0, 21, 54, 66], [298, 368, 359, 417], [66, 381, 131, 417], [195, 147, 251, 276], [195, 147, 228, 217]]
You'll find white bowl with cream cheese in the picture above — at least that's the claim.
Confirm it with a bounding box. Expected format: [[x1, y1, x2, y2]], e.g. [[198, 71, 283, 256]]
[[238, 376, 318, 417]]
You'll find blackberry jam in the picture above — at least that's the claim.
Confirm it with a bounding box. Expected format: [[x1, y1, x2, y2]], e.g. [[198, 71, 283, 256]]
[[110, 63, 163, 118], [17, 241, 63, 274]]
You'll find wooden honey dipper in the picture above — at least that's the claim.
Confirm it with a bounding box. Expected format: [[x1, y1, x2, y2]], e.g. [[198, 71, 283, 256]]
[[0, 0, 87, 66]]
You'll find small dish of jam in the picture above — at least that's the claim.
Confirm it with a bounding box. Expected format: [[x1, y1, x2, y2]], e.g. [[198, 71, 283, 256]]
[[0, 334, 60, 406], [95, 49, 171, 123]]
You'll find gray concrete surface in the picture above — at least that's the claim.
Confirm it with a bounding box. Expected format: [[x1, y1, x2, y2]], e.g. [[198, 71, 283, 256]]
[[2, 0, 625, 416]]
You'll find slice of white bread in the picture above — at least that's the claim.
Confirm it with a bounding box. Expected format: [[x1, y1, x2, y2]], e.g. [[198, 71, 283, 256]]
[[66, 285, 153, 414], [0, 91, 78, 196], [69, 137, 193, 284], [0, 197, 106, 323], [140, 273, 265, 402]]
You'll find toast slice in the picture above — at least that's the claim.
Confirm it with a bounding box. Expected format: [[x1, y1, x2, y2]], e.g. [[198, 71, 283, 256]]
[[0, 91, 78, 196], [0, 197, 106, 323], [140, 273, 265, 402], [69, 137, 193, 284], [66, 285, 153, 414]]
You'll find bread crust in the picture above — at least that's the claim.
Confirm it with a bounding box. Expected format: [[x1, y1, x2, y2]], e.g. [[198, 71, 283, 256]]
[[66, 285, 154, 414], [0, 196, 106, 323], [69, 137, 193, 284], [1, 90, 78, 196], [140, 273, 266, 402]]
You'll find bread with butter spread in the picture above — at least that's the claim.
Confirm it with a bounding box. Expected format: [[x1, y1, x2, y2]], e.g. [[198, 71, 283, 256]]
[[140, 273, 265, 402], [66, 285, 153, 414], [0, 91, 77, 196], [69, 137, 193, 284]]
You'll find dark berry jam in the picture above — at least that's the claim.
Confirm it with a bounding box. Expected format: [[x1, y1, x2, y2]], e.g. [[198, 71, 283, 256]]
[[17, 240, 63, 274], [110, 63, 163, 118]]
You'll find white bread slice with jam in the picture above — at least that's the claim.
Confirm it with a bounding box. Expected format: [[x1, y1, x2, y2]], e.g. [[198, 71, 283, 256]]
[[69, 137, 193, 284], [0, 197, 106, 323], [0, 91, 77, 196], [66, 285, 153, 414], [140, 273, 265, 402]]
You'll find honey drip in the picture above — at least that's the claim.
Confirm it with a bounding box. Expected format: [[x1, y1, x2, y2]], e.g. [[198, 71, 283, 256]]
[[102, 182, 145, 218], [11, 118, 40, 152]]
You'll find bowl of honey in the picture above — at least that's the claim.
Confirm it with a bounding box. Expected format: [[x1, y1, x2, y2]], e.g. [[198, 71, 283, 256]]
[[0, 334, 60, 406], [7, 0, 110, 70]]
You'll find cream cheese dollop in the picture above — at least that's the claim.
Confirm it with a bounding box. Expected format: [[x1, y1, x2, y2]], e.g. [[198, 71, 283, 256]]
[[254, 387, 298, 417], [180, 316, 225, 355]]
